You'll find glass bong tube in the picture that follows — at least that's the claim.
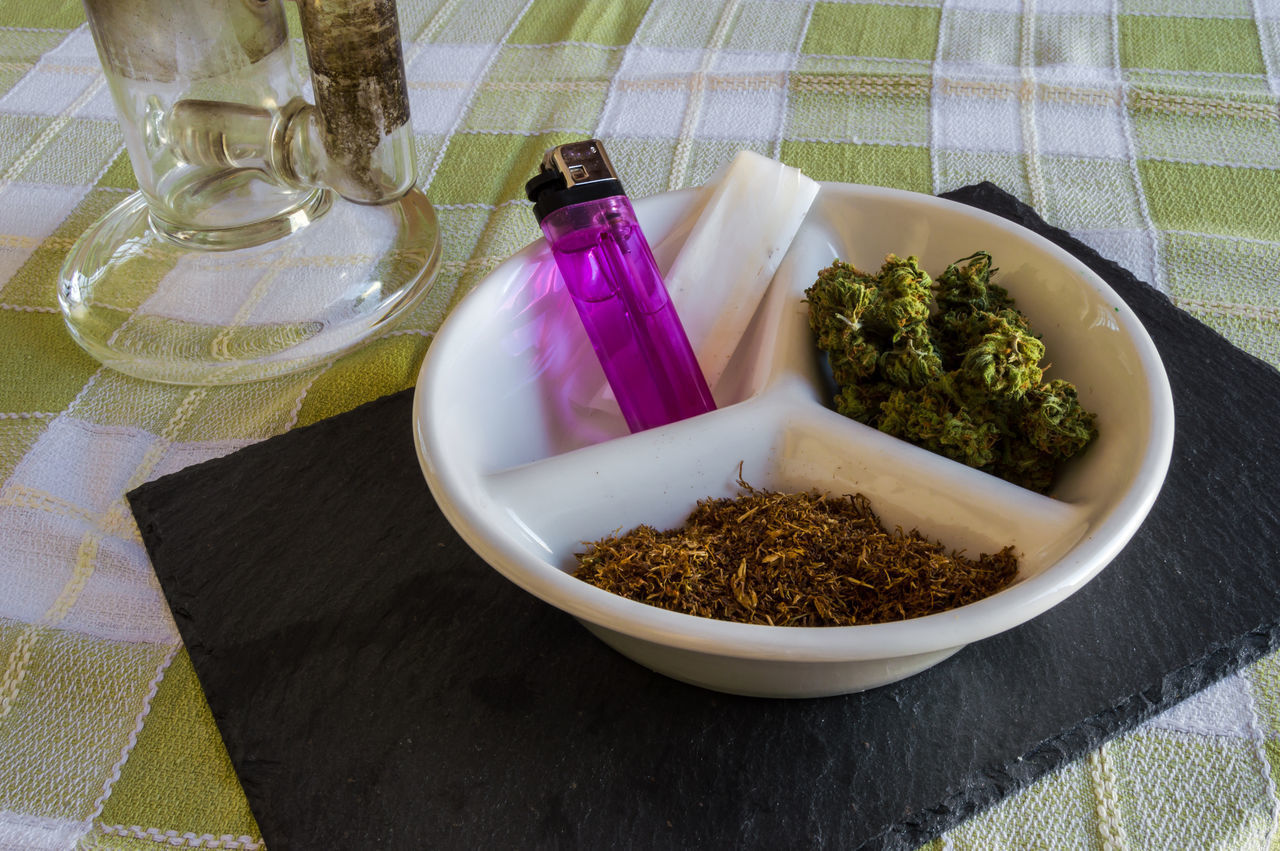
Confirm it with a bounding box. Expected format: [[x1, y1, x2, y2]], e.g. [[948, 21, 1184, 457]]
[[59, 0, 442, 385]]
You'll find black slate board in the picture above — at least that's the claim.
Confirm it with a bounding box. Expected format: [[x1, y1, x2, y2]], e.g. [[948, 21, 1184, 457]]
[[129, 183, 1280, 850]]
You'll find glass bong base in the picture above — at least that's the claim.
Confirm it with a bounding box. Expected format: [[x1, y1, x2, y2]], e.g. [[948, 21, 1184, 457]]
[[57, 185, 442, 385]]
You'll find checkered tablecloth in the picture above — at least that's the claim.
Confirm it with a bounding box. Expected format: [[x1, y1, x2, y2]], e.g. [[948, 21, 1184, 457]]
[[3, 1, 1280, 848]]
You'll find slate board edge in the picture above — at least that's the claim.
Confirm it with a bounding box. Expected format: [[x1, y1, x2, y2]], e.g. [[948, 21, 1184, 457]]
[[127, 388, 414, 525], [887, 181, 1280, 849], [941, 181, 1280, 379], [877, 624, 1280, 850]]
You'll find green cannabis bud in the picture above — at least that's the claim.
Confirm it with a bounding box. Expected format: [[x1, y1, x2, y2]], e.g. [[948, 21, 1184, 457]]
[[805, 252, 1098, 493]]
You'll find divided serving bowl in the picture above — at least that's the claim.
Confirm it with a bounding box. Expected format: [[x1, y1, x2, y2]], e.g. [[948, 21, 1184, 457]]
[[412, 182, 1174, 699]]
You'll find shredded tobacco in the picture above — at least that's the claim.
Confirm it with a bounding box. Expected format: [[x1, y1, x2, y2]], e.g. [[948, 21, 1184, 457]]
[[574, 482, 1018, 627], [806, 252, 1099, 493]]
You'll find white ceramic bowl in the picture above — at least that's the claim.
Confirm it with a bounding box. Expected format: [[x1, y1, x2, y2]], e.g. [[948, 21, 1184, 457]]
[[412, 183, 1174, 699]]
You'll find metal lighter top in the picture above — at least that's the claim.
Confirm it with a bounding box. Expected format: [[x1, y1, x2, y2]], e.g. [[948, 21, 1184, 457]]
[[525, 139, 627, 222], [524, 139, 715, 433]]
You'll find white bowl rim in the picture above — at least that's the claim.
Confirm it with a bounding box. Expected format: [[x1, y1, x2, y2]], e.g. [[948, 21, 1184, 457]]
[[413, 182, 1175, 664]]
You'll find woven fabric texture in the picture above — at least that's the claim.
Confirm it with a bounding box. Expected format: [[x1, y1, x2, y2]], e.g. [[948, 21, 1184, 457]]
[[2, 1, 1279, 848]]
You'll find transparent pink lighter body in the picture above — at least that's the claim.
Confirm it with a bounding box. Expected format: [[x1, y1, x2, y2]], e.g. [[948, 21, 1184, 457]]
[[539, 195, 716, 432]]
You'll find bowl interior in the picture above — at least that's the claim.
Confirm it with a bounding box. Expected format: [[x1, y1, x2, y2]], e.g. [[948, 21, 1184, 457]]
[[414, 183, 1173, 660]]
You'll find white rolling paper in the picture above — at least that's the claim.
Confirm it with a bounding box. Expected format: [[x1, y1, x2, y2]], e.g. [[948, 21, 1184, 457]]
[[662, 150, 819, 395], [575, 151, 820, 414]]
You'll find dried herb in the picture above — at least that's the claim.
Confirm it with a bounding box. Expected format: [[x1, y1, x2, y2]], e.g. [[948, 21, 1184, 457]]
[[806, 252, 1098, 493], [574, 481, 1017, 627]]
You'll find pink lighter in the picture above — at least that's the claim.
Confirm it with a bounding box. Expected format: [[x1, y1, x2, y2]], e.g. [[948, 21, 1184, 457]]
[[524, 139, 716, 433]]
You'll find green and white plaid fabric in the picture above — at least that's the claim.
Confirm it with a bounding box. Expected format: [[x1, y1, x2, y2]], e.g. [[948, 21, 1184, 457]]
[[3, 0, 1279, 848]]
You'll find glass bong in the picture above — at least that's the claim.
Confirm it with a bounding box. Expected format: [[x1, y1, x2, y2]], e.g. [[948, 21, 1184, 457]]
[[59, 0, 442, 385]]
